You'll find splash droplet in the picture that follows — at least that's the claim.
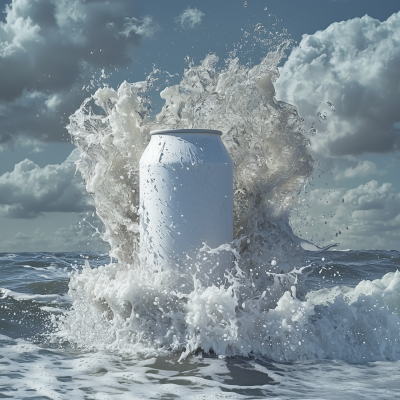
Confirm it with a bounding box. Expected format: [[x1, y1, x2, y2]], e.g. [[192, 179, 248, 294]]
[[309, 128, 317, 136]]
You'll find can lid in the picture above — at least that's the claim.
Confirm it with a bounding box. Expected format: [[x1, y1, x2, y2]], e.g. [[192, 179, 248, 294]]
[[150, 129, 222, 136]]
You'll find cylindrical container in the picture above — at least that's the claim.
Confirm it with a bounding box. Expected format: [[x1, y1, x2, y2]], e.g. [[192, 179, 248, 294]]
[[139, 129, 233, 287]]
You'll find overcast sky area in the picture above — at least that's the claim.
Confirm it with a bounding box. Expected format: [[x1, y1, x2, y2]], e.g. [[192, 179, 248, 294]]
[[0, 0, 399, 252]]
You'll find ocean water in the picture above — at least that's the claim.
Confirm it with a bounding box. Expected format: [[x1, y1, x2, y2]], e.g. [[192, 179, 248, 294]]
[[1, 250, 399, 399], [2, 32, 400, 399]]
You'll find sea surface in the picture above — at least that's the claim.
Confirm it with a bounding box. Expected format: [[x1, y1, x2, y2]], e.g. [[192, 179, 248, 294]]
[[1, 250, 399, 399]]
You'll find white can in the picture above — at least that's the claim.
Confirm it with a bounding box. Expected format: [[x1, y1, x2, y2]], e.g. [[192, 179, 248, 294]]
[[139, 129, 233, 287]]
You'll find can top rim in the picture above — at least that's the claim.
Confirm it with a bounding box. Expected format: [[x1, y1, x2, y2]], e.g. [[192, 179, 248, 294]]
[[150, 129, 222, 136]]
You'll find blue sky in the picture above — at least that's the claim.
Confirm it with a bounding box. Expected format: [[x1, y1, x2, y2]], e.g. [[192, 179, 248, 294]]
[[0, 0, 400, 252]]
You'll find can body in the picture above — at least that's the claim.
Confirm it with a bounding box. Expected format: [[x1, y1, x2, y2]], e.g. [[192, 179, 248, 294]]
[[139, 129, 233, 287]]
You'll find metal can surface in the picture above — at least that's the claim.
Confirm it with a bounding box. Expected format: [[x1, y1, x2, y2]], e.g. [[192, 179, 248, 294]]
[[139, 129, 233, 286]]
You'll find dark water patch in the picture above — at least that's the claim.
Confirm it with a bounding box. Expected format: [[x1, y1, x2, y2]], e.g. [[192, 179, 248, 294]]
[[0, 297, 53, 339], [25, 281, 69, 296]]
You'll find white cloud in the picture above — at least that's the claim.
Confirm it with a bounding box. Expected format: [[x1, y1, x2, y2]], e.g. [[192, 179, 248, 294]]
[[119, 16, 158, 38], [334, 160, 385, 180], [0, 0, 42, 53], [0, 0, 153, 102], [0, 149, 92, 218], [0, 0, 157, 146], [14, 232, 30, 240], [297, 180, 400, 250], [44, 94, 62, 110], [276, 11, 400, 158], [175, 8, 204, 29]]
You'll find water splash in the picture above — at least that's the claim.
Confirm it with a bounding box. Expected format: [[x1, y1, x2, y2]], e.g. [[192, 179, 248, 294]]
[[327, 101, 335, 112], [56, 46, 400, 362]]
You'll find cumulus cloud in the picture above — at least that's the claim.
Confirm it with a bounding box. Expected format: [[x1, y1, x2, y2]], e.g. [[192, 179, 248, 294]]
[[1, 90, 86, 146], [301, 180, 400, 249], [119, 16, 158, 38], [0, 0, 157, 146], [276, 11, 400, 158], [0, 149, 92, 218], [175, 8, 204, 29], [334, 160, 385, 180]]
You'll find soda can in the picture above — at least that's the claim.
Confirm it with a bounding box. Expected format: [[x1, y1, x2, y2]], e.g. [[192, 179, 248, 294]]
[[140, 129, 233, 287]]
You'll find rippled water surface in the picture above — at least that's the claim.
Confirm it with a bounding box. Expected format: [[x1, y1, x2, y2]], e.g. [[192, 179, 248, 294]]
[[1, 250, 399, 399]]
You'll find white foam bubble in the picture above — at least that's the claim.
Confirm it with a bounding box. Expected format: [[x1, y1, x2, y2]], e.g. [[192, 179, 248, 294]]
[[0, 288, 71, 304]]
